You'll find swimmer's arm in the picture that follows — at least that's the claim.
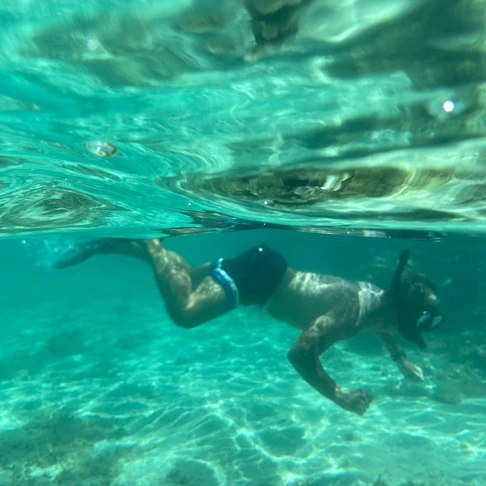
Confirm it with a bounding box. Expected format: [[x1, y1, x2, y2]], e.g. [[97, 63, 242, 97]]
[[375, 330, 404, 361], [375, 331, 424, 382], [287, 315, 371, 415]]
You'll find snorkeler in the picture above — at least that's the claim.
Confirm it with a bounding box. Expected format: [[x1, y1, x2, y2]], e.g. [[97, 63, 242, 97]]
[[54, 238, 443, 416]]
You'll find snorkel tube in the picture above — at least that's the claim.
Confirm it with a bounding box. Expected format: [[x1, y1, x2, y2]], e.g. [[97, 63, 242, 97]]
[[390, 249, 427, 349], [391, 249, 410, 301], [390, 249, 444, 349]]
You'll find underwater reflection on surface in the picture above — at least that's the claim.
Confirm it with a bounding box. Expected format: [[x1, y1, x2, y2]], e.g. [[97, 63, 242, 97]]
[[0, 0, 484, 236]]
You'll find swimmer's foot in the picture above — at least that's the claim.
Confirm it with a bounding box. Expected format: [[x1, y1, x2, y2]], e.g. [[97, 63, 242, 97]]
[[53, 238, 122, 269]]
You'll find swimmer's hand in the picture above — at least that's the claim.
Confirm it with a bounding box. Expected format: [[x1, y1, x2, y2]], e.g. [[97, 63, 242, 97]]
[[335, 389, 372, 415], [398, 358, 424, 382]]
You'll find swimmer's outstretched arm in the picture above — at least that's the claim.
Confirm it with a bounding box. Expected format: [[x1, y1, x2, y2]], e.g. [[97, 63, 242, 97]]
[[375, 331, 424, 382], [287, 315, 372, 415]]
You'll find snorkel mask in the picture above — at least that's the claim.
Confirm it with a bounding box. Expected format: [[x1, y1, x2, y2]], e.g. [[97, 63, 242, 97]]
[[416, 311, 444, 332], [391, 250, 444, 349]]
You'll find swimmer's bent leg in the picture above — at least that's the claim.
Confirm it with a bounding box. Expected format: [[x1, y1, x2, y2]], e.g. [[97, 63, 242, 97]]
[[54, 236, 232, 328], [143, 239, 232, 328]]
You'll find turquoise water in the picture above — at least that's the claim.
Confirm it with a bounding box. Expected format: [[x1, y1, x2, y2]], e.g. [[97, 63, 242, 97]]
[[2, 232, 486, 485], [1, 0, 486, 485]]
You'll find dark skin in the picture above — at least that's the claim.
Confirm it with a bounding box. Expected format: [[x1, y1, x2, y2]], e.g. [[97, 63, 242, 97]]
[[95, 238, 427, 415]]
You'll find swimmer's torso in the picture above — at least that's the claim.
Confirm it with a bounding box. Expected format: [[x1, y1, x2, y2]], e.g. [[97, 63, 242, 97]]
[[266, 268, 387, 331]]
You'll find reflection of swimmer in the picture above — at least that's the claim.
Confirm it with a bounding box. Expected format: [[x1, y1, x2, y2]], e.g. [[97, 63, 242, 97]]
[[244, 0, 311, 50], [55, 239, 443, 415], [163, 209, 283, 236]]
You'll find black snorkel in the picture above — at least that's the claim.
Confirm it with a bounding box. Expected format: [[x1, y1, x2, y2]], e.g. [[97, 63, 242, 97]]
[[391, 249, 445, 349], [390, 249, 427, 349], [391, 249, 410, 299]]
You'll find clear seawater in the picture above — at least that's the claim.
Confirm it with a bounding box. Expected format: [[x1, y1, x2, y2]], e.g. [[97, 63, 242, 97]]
[[0, 1, 485, 485]]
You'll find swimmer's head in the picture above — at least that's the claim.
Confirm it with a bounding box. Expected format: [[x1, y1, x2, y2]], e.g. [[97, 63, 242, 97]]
[[390, 250, 444, 349]]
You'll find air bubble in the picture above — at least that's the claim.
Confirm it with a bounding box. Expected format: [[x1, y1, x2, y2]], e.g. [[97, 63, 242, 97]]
[[85, 141, 118, 158], [87, 38, 100, 51]]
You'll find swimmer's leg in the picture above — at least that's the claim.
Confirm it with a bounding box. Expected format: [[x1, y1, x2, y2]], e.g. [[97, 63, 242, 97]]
[[52, 237, 153, 268], [52, 238, 121, 268], [142, 239, 232, 328], [54, 236, 231, 327]]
